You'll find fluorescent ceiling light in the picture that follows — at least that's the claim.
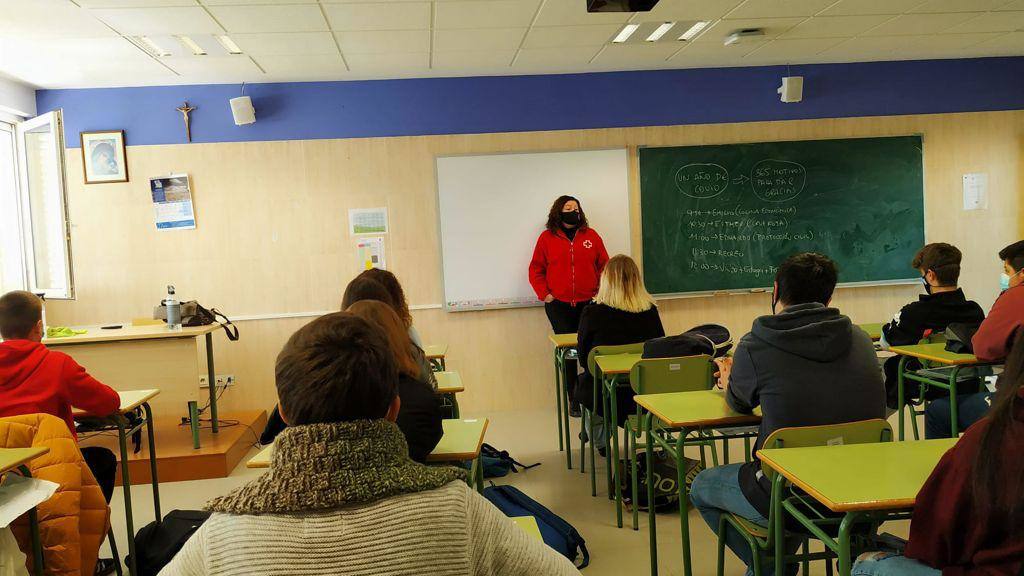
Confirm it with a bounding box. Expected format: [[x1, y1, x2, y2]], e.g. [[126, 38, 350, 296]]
[[216, 35, 243, 55], [136, 36, 170, 57], [612, 23, 640, 43], [678, 21, 709, 41], [646, 22, 675, 42], [177, 35, 206, 56]]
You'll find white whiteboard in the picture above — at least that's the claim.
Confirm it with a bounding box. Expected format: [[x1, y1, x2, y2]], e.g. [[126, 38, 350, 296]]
[[437, 149, 631, 312]]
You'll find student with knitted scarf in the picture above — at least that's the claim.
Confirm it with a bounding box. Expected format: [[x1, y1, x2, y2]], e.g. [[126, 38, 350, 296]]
[[162, 312, 578, 576]]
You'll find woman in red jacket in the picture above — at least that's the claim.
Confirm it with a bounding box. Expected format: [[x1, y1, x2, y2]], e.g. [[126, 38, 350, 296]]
[[529, 196, 609, 414], [851, 335, 1024, 576]]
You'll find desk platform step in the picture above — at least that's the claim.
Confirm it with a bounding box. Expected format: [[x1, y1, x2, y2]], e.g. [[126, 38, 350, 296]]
[[78, 410, 267, 485]]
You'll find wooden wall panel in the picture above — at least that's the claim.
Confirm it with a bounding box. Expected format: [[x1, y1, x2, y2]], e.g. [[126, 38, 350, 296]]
[[47, 111, 1024, 416]]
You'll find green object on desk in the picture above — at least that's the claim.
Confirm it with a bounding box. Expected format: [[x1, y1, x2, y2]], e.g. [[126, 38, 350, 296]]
[[45, 326, 87, 338], [858, 323, 883, 342]]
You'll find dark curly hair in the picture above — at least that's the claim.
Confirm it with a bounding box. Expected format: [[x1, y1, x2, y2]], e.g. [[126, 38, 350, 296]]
[[545, 195, 589, 234]]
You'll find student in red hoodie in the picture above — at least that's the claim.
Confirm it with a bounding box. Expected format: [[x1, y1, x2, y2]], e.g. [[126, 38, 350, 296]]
[[852, 334, 1024, 576], [0, 290, 121, 501], [925, 240, 1024, 439]]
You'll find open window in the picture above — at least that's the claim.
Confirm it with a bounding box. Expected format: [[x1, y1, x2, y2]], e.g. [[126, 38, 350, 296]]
[[13, 110, 74, 299]]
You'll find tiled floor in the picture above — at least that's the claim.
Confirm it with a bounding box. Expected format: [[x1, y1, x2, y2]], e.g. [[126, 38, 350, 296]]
[[103, 408, 910, 575]]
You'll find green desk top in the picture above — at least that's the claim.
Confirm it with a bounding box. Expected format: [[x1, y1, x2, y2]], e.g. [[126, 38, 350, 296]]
[[633, 389, 761, 428], [435, 371, 464, 394], [595, 353, 643, 375], [426, 418, 489, 463], [423, 344, 448, 359], [0, 447, 49, 474], [858, 323, 883, 341], [758, 438, 957, 512], [888, 342, 979, 365], [549, 333, 577, 348]]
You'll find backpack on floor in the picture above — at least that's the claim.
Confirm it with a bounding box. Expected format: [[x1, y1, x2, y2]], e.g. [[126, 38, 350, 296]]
[[477, 443, 541, 478], [482, 485, 590, 569], [619, 450, 703, 512], [127, 509, 211, 576]]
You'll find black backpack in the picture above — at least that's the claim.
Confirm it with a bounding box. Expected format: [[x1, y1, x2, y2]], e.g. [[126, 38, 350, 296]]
[[643, 324, 733, 359], [127, 510, 211, 576], [944, 322, 982, 354]]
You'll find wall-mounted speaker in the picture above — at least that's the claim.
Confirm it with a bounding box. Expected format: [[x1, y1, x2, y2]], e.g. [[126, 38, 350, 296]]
[[229, 96, 256, 125]]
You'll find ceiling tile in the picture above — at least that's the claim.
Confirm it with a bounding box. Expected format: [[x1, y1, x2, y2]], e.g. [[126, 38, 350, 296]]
[[909, 31, 1005, 49], [77, 0, 197, 6], [231, 32, 338, 56], [819, 35, 928, 56], [200, 0, 312, 4], [697, 17, 805, 43], [91, 7, 225, 35], [433, 50, 516, 70], [969, 30, 1024, 51], [745, 37, 847, 60], [163, 55, 262, 77], [591, 42, 681, 66], [335, 30, 430, 54], [821, 0, 932, 16], [0, 36, 174, 88], [253, 54, 348, 78], [206, 5, 328, 33], [344, 52, 429, 71], [910, 0, 1010, 13], [642, 0, 746, 20], [513, 46, 602, 68], [671, 37, 768, 60], [727, 0, 839, 19], [534, 1, 632, 26], [947, 11, 1024, 33], [323, 3, 431, 31], [435, 0, 540, 29], [522, 24, 622, 48], [995, 0, 1024, 9], [434, 28, 526, 51], [780, 15, 895, 38], [0, 0, 117, 38], [863, 12, 980, 35]]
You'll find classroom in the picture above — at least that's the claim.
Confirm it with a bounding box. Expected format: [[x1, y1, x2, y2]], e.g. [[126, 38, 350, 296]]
[[0, 0, 1022, 575]]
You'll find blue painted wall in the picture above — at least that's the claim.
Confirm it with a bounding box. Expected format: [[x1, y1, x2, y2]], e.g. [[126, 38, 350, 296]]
[[37, 57, 1024, 148]]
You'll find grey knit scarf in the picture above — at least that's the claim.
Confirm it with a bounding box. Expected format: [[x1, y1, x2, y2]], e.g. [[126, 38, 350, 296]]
[[207, 419, 466, 515]]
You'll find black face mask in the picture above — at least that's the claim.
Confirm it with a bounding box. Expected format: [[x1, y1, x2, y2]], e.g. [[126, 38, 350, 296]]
[[560, 211, 581, 226], [921, 275, 932, 295], [771, 291, 780, 315]]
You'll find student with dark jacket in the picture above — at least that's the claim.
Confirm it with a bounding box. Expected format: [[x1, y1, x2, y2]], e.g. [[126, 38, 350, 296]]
[[576, 254, 663, 451], [852, 334, 1024, 576], [880, 243, 985, 409], [926, 239, 1024, 439], [690, 253, 886, 576]]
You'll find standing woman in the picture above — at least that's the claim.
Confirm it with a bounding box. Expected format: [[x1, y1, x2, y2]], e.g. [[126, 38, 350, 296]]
[[529, 196, 609, 414]]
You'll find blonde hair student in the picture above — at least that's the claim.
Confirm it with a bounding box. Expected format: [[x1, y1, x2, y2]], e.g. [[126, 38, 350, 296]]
[[593, 254, 656, 313]]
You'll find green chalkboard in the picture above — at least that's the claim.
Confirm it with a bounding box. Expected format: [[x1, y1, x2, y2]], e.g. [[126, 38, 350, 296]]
[[639, 136, 925, 295]]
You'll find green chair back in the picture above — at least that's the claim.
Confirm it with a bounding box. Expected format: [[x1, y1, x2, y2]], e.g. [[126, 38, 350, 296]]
[[759, 419, 892, 479], [586, 343, 645, 378], [628, 355, 715, 395]]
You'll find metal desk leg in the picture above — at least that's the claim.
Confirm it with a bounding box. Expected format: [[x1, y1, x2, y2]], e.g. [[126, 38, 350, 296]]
[[116, 416, 138, 576], [676, 428, 693, 576], [17, 465, 43, 576], [837, 513, 862, 576], [205, 332, 218, 433], [561, 349, 573, 470], [645, 413, 658, 576], [609, 375, 623, 527], [142, 403, 162, 522], [948, 367, 960, 437], [475, 457, 484, 494], [897, 355, 908, 441], [603, 375, 613, 501], [554, 349, 564, 454]]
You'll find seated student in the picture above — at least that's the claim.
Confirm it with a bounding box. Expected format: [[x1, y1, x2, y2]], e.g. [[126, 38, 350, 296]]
[[852, 334, 1024, 576], [690, 253, 885, 576], [925, 239, 1024, 439], [357, 268, 424, 347], [0, 291, 121, 502], [346, 299, 443, 463], [162, 312, 578, 576], [576, 254, 664, 454], [880, 243, 985, 409]]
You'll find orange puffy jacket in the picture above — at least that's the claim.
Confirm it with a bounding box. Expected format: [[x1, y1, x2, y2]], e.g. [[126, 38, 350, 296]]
[[0, 414, 109, 575]]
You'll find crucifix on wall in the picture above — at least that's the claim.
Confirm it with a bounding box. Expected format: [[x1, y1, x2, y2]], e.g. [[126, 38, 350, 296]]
[[176, 101, 196, 142]]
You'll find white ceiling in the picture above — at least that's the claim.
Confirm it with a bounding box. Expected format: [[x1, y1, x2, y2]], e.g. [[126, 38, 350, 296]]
[[1, 0, 1023, 89]]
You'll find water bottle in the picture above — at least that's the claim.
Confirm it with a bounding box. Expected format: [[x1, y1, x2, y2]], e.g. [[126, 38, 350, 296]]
[[165, 285, 181, 330]]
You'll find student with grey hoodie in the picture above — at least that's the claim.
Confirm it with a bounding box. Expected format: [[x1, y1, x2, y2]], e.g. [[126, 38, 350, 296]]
[[690, 252, 886, 576]]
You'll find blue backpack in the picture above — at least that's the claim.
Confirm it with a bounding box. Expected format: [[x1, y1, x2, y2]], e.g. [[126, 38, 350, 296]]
[[483, 485, 590, 569]]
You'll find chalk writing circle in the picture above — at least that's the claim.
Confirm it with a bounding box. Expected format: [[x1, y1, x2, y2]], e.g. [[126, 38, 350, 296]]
[[675, 163, 730, 199], [750, 159, 806, 203]]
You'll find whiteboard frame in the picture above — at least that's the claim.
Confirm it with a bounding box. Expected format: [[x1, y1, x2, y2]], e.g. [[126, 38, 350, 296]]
[[434, 147, 632, 313], [637, 133, 927, 299]]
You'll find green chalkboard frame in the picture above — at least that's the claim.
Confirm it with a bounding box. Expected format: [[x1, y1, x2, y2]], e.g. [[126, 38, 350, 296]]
[[639, 135, 926, 297]]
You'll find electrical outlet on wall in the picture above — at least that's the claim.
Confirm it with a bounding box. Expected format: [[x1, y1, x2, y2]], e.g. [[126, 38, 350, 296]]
[[198, 374, 235, 389]]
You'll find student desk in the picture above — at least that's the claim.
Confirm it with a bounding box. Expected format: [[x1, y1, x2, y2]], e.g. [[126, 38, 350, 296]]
[[74, 389, 161, 576], [858, 323, 883, 342], [46, 324, 223, 446], [424, 344, 448, 372], [888, 343, 995, 440], [758, 438, 957, 576], [247, 418, 490, 493], [434, 371, 463, 419], [549, 333, 577, 469], [633, 390, 762, 576], [0, 447, 50, 576]]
